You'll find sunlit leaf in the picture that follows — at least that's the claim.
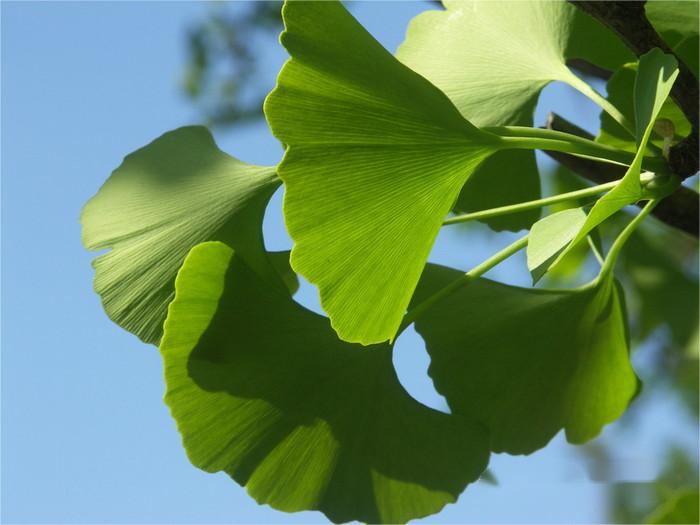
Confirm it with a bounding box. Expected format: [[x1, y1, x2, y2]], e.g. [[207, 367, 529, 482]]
[[548, 49, 679, 276], [265, 0, 503, 344], [527, 207, 588, 282], [161, 242, 490, 524], [413, 264, 638, 454], [396, 0, 633, 230], [397, 0, 632, 131], [81, 126, 281, 344], [597, 63, 691, 154]]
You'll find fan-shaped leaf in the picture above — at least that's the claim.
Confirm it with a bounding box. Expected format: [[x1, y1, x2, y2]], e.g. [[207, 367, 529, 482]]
[[265, 0, 502, 345], [161, 242, 490, 524], [396, 0, 634, 230], [81, 126, 281, 344], [414, 265, 637, 454]]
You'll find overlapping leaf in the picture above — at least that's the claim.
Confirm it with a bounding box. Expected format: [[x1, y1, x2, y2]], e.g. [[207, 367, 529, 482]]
[[413, 265, 638, 454], [81, 126, 281, 344], [646, 0, 699, 77], [396, 0, 634, 230], [539, 49, 679, 279], [265, 0, 504, 345], [527, 207, 588, 283], [161, 242, 489, 524], [598, 63, 691, 154]]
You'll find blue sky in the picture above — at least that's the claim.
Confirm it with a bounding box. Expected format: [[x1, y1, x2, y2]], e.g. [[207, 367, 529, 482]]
[[2, 2, 697, 523]]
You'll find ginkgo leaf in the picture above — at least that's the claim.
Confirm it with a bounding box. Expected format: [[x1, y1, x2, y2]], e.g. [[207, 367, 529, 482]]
[[451, 150, 542, 232], [395, 0, 634, 231], [265, 0, 505, 345], [547, 49, 679, 277], [413, 264, 638, 454], [646, 0, 699, 50], [396, 0, 633, 129], [161, 242, 490, 524], [646, 489, 700, 525], [527, 207, 588, 283], [81, 126, 281, 344], [597, 63, 691, 154], [645, 1, 699, 78]]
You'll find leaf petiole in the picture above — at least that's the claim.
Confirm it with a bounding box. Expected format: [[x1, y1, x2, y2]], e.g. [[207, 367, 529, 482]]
[[597, 198, 660, 280], [399, 235, 529, 334], [563, 72, 635, 137], [444, 180, 620, 226], [488, 126, 669, 174]]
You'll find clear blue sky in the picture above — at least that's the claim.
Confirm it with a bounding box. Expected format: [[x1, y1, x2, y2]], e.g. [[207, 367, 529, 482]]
[[2, 2, 697, 523]]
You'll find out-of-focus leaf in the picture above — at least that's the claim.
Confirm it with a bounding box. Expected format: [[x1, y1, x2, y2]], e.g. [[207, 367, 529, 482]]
[[81, 126, 280, 344], [646, 489, 700, 524], [265, 0, 504, 344], [160, 242, 490, 524], [623, 228, 699, 349]]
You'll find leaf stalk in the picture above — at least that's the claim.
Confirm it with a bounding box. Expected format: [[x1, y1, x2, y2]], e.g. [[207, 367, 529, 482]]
[[399, 235, 529, 334]]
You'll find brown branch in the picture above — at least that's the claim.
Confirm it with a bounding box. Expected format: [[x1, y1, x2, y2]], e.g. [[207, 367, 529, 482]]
[[544, 113, 699, 238], [566, 58, 612, 81], [568, 1, 699, 179]]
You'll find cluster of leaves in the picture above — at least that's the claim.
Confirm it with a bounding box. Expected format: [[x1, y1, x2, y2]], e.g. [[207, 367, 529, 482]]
[[82, 1, 698, 523]]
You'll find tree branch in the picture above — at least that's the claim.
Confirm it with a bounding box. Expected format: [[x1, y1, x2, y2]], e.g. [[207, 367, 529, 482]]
[[543, 113, 699, 238], [568, 1, 699, 179], [566, 58, 612, 81]]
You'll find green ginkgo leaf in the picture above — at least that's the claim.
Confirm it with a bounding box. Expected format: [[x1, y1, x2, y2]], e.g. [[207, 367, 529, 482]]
[[646, 489, 700, 524], [81, 126, 281, 344], [646, 0, 699, 51], [395, 0, 634, 231], [265, 0, 504, 345], [597, 63, 691, 154], [161, 242, 489, 524], [527, 207, 588, 283], [413, 264, 638, 455], [451, 150, 542, 232], [546, 49, 679, 278], [396, 0, 633, 129]]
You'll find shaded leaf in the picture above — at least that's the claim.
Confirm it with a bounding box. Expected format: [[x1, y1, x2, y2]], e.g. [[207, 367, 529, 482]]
[[646, 0, 699, 50], [414, 264, 638, 454], [161, 242, 490, 524], [452, 150, 541, 232], [81, 126, 280, 344], [527, 207, 588, 282], [265, 0, 502, 344], [623, 228, 699, 350], [646, 489, 700, 524], [673, 34, 699, 78]]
